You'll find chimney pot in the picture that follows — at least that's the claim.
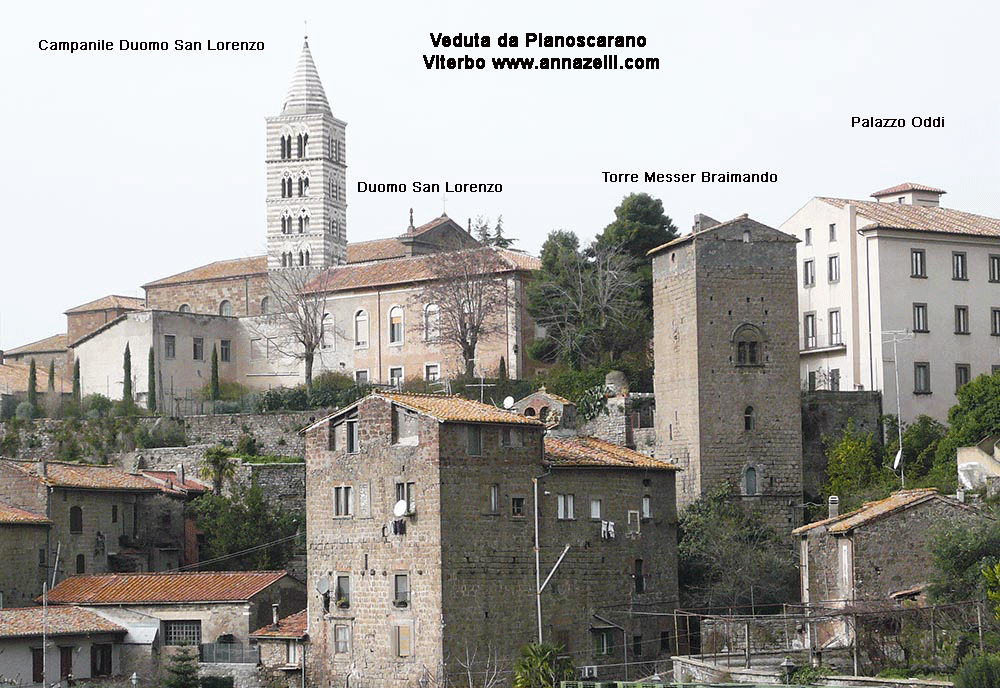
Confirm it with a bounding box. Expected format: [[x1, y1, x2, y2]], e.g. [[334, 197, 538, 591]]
[[828, 495, 840, 519]]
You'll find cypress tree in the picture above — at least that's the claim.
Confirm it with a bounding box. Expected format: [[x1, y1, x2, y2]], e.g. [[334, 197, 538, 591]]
[[122, 343, 132, 402], [27, 359, 37, 414], [147, 346, 157, 412], [210, 345, 220, 401], [72, 359, 81, 403], [47, 359, 55, 391]]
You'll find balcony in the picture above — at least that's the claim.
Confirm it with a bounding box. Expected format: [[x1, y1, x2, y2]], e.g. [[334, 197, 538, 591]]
[[800, 333, 846, 356]]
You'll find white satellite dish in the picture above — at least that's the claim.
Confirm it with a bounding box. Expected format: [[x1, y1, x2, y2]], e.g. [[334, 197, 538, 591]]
[[502, 396, 515, 409], [315, 577, 330, 594], [393, 499, 408, 518]]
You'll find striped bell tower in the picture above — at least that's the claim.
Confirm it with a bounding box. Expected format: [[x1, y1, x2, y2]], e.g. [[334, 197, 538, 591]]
[[265, 37, 347, 270]]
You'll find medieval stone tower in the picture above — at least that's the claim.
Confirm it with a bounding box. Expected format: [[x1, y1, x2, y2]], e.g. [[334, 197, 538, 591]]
[[266, 38, 347, 270], [650, 214, 803, 529]]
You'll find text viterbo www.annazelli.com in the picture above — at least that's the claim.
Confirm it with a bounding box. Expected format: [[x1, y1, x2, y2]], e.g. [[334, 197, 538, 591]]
[[423, 55, 660, 70]]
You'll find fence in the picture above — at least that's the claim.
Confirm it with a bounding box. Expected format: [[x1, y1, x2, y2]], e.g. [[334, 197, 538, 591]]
[[200, 642, 260, 664]]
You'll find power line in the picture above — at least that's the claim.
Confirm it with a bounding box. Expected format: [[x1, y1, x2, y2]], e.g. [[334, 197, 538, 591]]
[[169, 532, 300, 572]]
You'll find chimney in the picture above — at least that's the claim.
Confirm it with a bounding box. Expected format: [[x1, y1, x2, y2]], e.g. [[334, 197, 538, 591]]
[[692, 213, 720, 233], [272, 603, 280, 627], [828, 495, 840, 519], [176, 463, 185, 485], [40, 458, 47, 478]]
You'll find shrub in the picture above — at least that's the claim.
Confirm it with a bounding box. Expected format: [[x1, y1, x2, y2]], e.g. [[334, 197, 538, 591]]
[[954, 653, 1000, 688], [82, 394, 113, 419], [235, 433, 259, 457], [15, 402, 35, 421]]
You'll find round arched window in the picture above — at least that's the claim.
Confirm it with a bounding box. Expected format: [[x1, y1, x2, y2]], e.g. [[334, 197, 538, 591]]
[[219, 300, 233, 317]]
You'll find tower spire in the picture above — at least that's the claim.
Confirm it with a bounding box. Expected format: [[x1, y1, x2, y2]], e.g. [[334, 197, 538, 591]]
[[282, 37, 331, 115]]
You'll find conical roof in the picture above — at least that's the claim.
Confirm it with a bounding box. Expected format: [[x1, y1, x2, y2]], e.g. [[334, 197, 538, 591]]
[[282, 38, 331, 115]]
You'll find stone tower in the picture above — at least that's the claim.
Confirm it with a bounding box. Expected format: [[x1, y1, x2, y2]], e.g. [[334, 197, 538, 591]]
[[650, 214, 803, 530], [265, 38, 347, 270]]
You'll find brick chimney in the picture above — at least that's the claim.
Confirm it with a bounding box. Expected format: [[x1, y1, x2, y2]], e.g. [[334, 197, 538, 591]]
[[828, 495, 839, 519]]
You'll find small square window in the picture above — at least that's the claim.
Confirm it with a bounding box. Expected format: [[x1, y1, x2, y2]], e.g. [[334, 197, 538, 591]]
[[164, 335, 176, 360], [389, 367, 404, 388], [193, 337, 204, 361], [355, 370, 369, 384], [511, 497, 525, 518], [501, 427, 522, 447], [424, 363, 439, 381]]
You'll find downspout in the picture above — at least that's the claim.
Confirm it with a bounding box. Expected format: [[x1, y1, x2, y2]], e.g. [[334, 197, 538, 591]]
[[377, 290, 383, 384]]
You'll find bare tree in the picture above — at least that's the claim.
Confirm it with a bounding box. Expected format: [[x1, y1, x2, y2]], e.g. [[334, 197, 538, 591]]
[[455, 643, 509, 688], [416, 246, 512, 379]]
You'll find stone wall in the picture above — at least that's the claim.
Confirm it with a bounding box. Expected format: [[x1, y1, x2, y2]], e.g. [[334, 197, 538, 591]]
[[801, 391, 883, 499], [579, 395, 657, 457], [0, 522, 49, 606], [145, 273, 269, 318]]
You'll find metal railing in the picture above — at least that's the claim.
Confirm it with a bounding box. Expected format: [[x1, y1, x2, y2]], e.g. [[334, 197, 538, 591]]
[[200, 643, 260, 664]]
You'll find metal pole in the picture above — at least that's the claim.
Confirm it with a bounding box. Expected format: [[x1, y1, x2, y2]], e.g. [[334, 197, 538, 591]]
[[978, 601, 985, 654], [533, 477, 542, 644], [893, 336, 904, 488], [674, 611, 680, 656]]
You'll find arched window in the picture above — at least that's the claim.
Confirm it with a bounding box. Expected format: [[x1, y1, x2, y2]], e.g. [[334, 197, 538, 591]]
[[539, 406, 550, 421], [305, 250, 310, 266], [321, 313, 333, 349], [424, 304, 440, 341], [261, 296, 270, 314], [734, 324, 763, 366], [744, 466, 758, 496], [219, 300, 232, 317], [298, 174, 309, 197], [744, 406, 755, 431], [280, 253, 287, 267], [280, 134, 291, 160], [298, 212, 310, 233], [281, 212, 292, 234], [178, 304, 191, 313], [297, 132, 308, 158], [70, 506, 83, 533], [524, 407, 536, 417], [298, 251, 304, 266], [389, 306, 404, 344], [76, 554, 85, 574], [281, 173, 293, 198], [354, 310, 369, 347]]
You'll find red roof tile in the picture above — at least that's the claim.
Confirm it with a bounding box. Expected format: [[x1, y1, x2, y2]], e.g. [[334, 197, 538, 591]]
[[143, 256, 268, 288], [545, 436, 678, 471], [346, 238, 408, 264], [870, 182, 946, 198], [0, 362, 63, 394], [251, 609, 308, 639], [140, 471, 211, 495], [64, 295, 145, 315], [3, 461, 160, 492], [792, 488, 967, 535], [5, 333, 69, 355], [0, 606, 125, 638], [820, 197, 1000, 238], [0, 503, 51, 525], [46, 571, 290, 605]]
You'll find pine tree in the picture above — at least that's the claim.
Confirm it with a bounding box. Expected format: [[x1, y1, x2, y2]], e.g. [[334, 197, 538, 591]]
[[210, 345, 220, 401], [72, 359, 81, 403], [163, 645, 199, 688], [147, 347, 157, 412], [27, 359, 37, 414], [47, 360, 55, 391], [122, 343, 132, 402]]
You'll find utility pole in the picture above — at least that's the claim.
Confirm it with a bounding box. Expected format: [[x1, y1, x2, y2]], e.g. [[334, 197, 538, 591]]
[[883, 330, 913, 488]]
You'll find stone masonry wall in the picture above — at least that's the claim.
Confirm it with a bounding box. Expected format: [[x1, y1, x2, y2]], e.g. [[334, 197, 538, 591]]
[[801, 391, 883, 500], [145, 274, 269, 317], [0, 522, 49, 606]]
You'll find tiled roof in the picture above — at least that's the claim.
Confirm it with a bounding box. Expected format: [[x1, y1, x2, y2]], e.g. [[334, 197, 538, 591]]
[[0, 362, 61, 394], [792, 488, 954, 535], [870, 182, 946, 198], [3, 461, 160, 492], [65, 295, 145, 314], [303, 247, 539, 294], [0, 606, 126, 639], [0, 503, 51, 525], [140, 470, 211, 495], [820, 197, 1000, 238], [46, 571, 289, 605], [5, 333, 68, 355], [143, 256, 267, 288], [648, 215, 794, 255], [251, 609, 308, 639], [544, 436, 678, 471], [346, 238, 408, 264], [531, 387, 575, 406]]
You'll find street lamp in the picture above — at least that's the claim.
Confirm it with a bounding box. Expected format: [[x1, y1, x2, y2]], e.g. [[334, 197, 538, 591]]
[[779, 656, 797, 684], [130, 672, 140, 688]]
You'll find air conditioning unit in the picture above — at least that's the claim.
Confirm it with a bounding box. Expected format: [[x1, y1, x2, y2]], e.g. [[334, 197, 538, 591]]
[[580, 665, 598, 678]]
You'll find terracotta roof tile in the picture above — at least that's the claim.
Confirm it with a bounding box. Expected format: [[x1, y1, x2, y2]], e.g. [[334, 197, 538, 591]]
[[0, 606, 126, 638], [870, 182, 946, 198], [544, 436, 678, 471], [820, 197, 1000, 238], [64, 295, 145, 315], [3, 461, 160, 492], [143, 256, 267, 288], [140, 471, 211, 495], [5, 333, 69, 355], [46, 571, 289, 605], [793, 488, 949, 535], [381, 392, 543, 425], [346, 238, 408, 264], [251, 609, 308, 639], [0, 362, 62, 395], [0, 503, 51, 525]]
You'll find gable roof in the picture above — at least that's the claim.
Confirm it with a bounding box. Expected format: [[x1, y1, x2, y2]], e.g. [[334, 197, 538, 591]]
[[143, 256, 268, 288], [819, 197, 1000, 238], [0, 503, 51, 525], [544, 436, 678, 471], [346, 238, 408, 264], [65, 295, 145, 315], [46, 571, 290, 605], [3, 461, 159, 492], [792, 488, 977, 535], [0, 606, 126, 639], [251, 609, 308, 639], [870, 182, 946, 198], [5, 333, 68, 355], [140, 470, 211, 496], [647, 214, 796, 256]]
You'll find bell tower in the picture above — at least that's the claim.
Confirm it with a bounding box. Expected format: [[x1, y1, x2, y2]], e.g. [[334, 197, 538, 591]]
[[265, 37, 347, 270]]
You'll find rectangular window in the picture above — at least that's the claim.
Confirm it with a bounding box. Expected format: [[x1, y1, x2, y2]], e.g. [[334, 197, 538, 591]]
[[808, 371, 817, 391], [829, 309, 842, 345], [913, 303, 928, 332], [590, 499, 602, 520], [193, 337, 204, 361], [557, 494, 575, 520], [830, 368, 841, 392], [829, 223, 837, 242], [346, 419, 359, 453], [395, 481, 415, 514], [953, 251, 968, 280], [593, 628, 614, 655], [827, 255, 840, 283], [911, 249, 926, 277], [424, 363, 439, 381], [393, 624, 413, 658], [634, 559, 645, 594], [164, 334, 176, 360], [956, 364, 971, 393], [112, 505, 118, 523], [991, 255, 1000, 283], [956, 305, 970, 334], [335, 574, 350, 608], [803, 313, 816, 349], [633, 635, 643, 658], [220, 339, 231, 363], [467, 425, 482, 456], [389, 366, 404, 388], [60, 647, 73, 680], [660, 630, 671, 653], [334, 486, 353, 517], [993, 308, 1000, 336], [511, 496, 525, 518], [334, 624, 350, 654], [489, 484, 500, 513], [355, 370, 369, 384], [501, 427, 522, 447], [915, 362, 931, 394], [164, 620, 202, 646], [32, 648, 43, 684], [642, 495, 652, 519], [803, 259, 815, 287], [389, 311, 403, 344], [737, 340, 759, 365], [91, 644, 112, 677], [804, 227, 812, 245], [394, 574, 410, 607]]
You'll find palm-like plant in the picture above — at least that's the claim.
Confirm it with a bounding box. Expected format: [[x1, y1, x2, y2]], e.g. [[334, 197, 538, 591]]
[[512, 643, 575, 688]]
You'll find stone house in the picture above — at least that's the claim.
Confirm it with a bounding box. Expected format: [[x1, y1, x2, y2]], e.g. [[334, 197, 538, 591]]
[[0, 504, 50, 607], [649, 214, 803, 530], [0, 460, 193, 581], [250, 608, 307, 688], [0, 606, 127, 686], [1, 334, 70, 380], [45, 571, 306, 656], [303, 391, 679, 686]]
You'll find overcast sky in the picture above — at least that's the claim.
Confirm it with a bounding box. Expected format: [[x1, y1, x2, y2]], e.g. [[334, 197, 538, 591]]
[[2, 0, 997, 350]]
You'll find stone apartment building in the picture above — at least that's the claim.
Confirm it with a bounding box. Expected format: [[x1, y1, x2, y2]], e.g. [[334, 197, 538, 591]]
[[649, 214, 804, 529], [303, 391, 679, 686]]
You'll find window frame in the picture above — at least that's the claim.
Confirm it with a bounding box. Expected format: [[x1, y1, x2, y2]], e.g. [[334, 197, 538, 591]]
[[829, 223, 837, 242], [803, 313, 817, 349], [913, 303, 929, 333], [744, 406, 755, 431], [803, 227, 812, 246], [803, 259, 815, 287], [220, 339, 231, 363], [193, 337, 204, 361], [829, 309, 842, 345], [388, 305, 404, 345], [557, 493, 575, 520], [334, 624, 351, 654], [424, 363, 440, 382], [467, 425, 483, 456], [911, 249, 927, 278], [914, 362, 932, 395], [354, 310, 370, 348], [389, 366, 404, 389], [827, 254, 840, 283], [953, 251, 968, 280], [956, 363, 971, 393], [511, 496, 526, 518], [393, 573, 410, 608], [346, 419, 359, 454], [335, 573, 351, 608], [590, 498, 602, 520], [992, 308, 1000, 336], [955, 305, 970, 334], [163, 620, 202, 646], [70, 505, 83, 534], [392, 623, 414, 659], [164, 334, 176, 360], [333, 485, 354, 517], [990, 255, 1000, 283]]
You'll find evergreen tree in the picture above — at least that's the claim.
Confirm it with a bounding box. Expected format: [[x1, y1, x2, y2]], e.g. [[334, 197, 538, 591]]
[[72, 359, 81, 403], [210, 345, 220, 401], [163, 645, 200, 688], [491, 214, 515, 248], [26, 359, 37, 415], [122, 343, 132, 402], [47, 360, 55, 391], [147, 347, 157, 412]]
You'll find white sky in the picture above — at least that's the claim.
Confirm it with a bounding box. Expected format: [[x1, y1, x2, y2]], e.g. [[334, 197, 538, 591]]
[[2, 0, 998, 350]]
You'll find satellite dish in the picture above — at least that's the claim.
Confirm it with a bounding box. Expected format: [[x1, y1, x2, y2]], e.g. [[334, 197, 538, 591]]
[[503, 396, 515, 409], [393, 499, 408, 518], [315, 577, 330, 594]]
